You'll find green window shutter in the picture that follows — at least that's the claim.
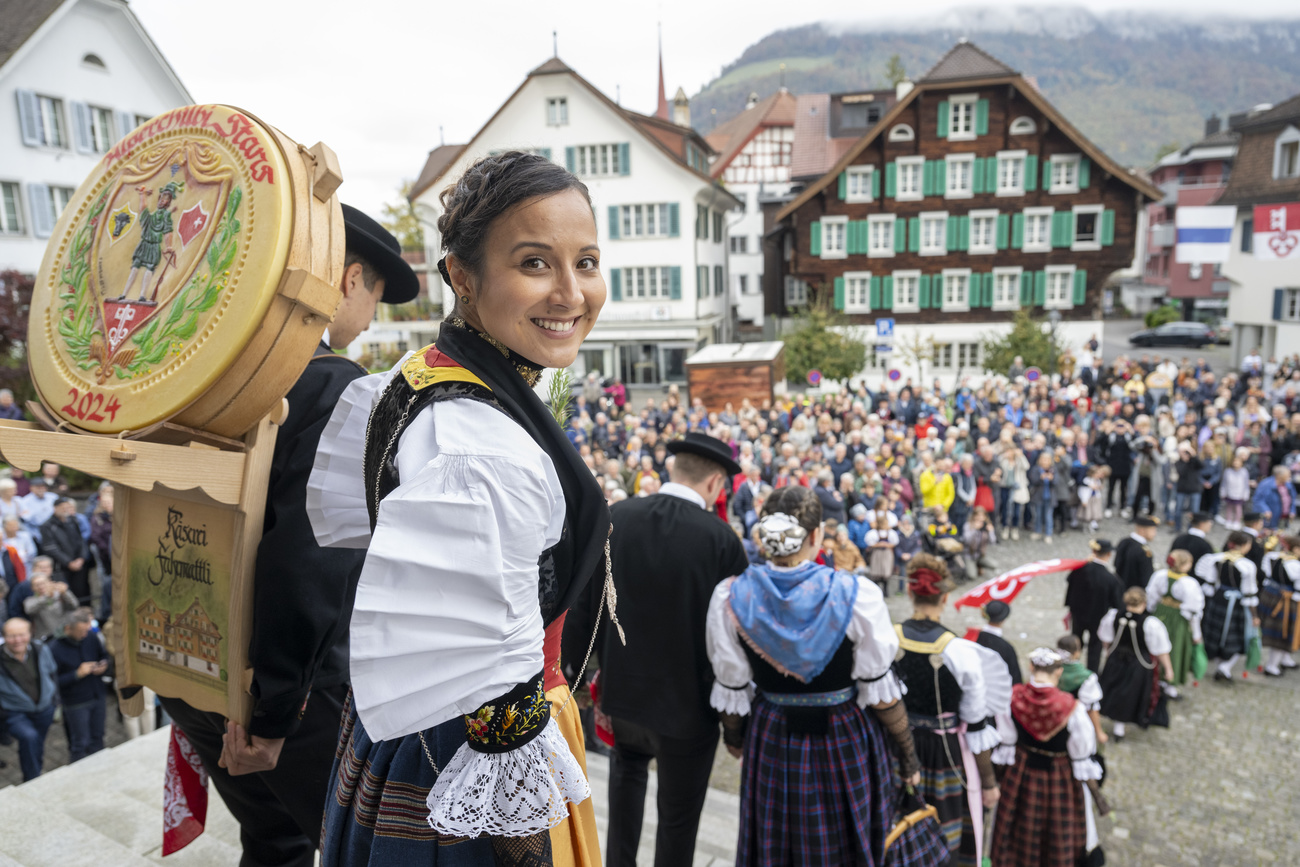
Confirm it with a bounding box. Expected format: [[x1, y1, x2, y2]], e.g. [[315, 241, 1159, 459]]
[[857, 220, 869, 255], [919, 274, 933, 308], [985, 272, 996, 307], [539, 147, 552, 161], [922, 161, 935, 196], [698, 265, 708, 298], [872, 168, 881, 200], [1042, 158, 1053, 190], [1054, 211, 1072, 248], [937, 101, 950, 138], [668, 203, 680, 237], [946, 216, 957, 252], [1024, 155, 1038, 191], [975, 99, 990, 135], [846, 221, 858, 255], [869, 275, 881, 309], [959, 215, 970, 251], [895, 217, 907, 253], [834, 276, 846, 310], [881, 275, 894, 309], [669, 266, 682, 300], [838, 172, 848, 200], [1078, 157, 1091, 189], [608, 206, 620, 240], [885, 162, 897, 198], [1012, 213, 1025, 248], [810, 221, 822, 256], [565, 147, 575, 172], [908, 217, 920, 253], [996, 213, 1010, 249], [1020, 271, 1033, 306], [1100, 209, 1115, 246], [971, 158, 985, 195], [1034, 270, 1047, 305], [619, 143, 630, 175], [1073, 268, 1087, 306], [610, 269, 622, 301]]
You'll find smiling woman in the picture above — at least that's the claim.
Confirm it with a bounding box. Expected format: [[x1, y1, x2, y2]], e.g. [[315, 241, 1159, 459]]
[[308, 152, 611, 867]]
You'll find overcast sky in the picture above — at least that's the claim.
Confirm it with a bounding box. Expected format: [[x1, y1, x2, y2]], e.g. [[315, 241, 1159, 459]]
[[130, 0, 1299, 219]]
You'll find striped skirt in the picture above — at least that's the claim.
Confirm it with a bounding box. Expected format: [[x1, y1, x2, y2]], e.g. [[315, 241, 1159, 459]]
[[1259, 581, 1300, 652], [914, 727, 977, 867]]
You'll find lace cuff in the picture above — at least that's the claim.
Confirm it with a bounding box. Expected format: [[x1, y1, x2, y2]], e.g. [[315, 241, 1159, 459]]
[[991, 744, 1017, 766], [1072, 757, 1104, 782], [426, 717, 591, 837], [709, 681, 754, 716], [855, 670, 904, 708], [965, 719, 1002, 754]]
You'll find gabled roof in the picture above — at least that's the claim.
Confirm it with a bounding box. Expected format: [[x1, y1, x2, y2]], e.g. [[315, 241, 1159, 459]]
[[409, 144, 468, 202], [919, 39, 1018, 83], [529, 56, 572, 76], [706, 90, 798, 179], [1232, 94, 1300, 133], [777, 42, 1161, 222], [0, 0, 61, 69]]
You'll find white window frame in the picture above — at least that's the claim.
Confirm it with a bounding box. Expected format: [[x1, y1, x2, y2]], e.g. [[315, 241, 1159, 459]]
[[89, 105, 114, 153], [0, 181, 23, 235], [1071, 204, 1104, 252], [896, 155, 924, 202], [992, 266, 1022, 312], [919, 211, 948, 257], [996, 149, 1027, 197], [1274, 125, 1300, 179], [892, 270, 921, 313], [623, 266, 674, 300], [1049, 153, 1082, 194], [888, 124, 915, 142], [821, 215, 848, 260], [1009, 116, 1037, 135], [1023, 206, 1053, 253], [948, 93, 978, 142], [37, 95, 66, 148], [1284, 287, 1300, 321], [933, 342, 954, 369], [969, 208, 998, 255], [49, 185, 74, 220], [845, 165, 874, 203], [620, 203, 671, 239], [844, 270, 872, 314], [941, 267, 972, 312], [1044, 264, 1076, 310], [575, 143, 621, 177], [547, 96, 569, 126], [945, 153, 975, 199], [868, 214, 896, 258], [785, 276, 808, 307], [957, 342, 981, 369]]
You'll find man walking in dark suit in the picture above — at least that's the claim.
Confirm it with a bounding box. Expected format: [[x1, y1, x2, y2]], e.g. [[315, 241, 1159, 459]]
[[596, 432, 749, 867], [1170, 512, 1215, 568]]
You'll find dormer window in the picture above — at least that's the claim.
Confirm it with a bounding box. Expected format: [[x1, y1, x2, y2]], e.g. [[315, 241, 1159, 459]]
[[82, 53, 106, 69], [547, 97, 568, 126], [1276, 125, 1300, 179], [1010, 116, 1037, 135], [888, 124, 914, 142]]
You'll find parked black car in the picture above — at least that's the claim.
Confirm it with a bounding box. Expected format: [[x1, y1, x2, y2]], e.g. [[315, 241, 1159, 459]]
[[1128, 321, 1216, 348]]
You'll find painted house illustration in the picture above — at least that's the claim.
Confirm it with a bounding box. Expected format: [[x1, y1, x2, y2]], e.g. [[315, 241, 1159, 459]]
[[135, 596, 222, 678]]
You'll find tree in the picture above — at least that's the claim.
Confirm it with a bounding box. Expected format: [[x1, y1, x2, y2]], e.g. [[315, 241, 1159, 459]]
[[893, 330, 936, 387], [981, 309, 1067, 378], [381, 182, 426, 252], [1145, 302, 1182, 328], [781, 303, 867, 385], [0, 270, 34, 403], [885, 54, 907, 88]]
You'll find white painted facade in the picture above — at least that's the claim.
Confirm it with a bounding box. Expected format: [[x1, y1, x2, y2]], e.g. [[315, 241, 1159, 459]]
[[1223, 210, 1300, 366], [400, 62, 737, 386], [0, 0, 191, 273]]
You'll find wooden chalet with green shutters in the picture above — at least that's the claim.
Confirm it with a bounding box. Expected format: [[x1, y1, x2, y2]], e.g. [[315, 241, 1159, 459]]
[[771, 41, 1161, 378]]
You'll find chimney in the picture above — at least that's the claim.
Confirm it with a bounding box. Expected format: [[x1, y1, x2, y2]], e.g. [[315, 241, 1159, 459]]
[[896, 79, 914, 101], [746, 91, 759, 110], [673, 87, 691, 128], [1205, 114, 1221, 137]]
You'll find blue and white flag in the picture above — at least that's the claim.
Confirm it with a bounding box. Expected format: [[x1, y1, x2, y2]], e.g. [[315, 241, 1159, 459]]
[[1175, 206, 1236, 264]]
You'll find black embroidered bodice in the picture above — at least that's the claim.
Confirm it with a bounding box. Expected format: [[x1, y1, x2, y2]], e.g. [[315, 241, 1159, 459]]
[[742, 639, 856, 694], [897, 620, 963, 717]]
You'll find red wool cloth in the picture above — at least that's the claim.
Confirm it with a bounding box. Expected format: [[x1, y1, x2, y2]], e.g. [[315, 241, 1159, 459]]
[[162, 724, 209, 854], [1010, 683, 1076, 742]]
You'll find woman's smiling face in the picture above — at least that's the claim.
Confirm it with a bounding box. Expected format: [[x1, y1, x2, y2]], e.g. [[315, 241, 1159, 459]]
[[448, 188, 605, 369]]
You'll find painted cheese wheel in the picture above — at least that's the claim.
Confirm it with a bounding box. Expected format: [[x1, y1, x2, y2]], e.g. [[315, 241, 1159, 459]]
[[28, 104, 343, 438]]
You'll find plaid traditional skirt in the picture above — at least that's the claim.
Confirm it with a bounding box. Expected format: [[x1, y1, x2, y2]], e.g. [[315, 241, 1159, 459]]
[[1204, 591, 1249, 659], [737, 694, 945, 867], [914, 727, 977, 867], [1259, 581, 1300, 652], [990, 748, 1086, 867]]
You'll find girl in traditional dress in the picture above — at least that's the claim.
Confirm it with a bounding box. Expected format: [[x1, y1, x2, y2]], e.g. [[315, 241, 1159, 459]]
[[990, 647, 1103, 867], [1145, 549, 1205, 688], [896, 554, 1012, 867], [1097, 587, 1175, 741], [308, 153, 612, 865], [866, 504, 899, 590], [1055, 634, 1106, 745], [707, 485, 948, 867], [1195, 530, 1260, 682], [1259, 535, 1300, 677]]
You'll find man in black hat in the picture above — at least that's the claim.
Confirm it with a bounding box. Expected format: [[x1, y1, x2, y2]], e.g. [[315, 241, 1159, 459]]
[[1066, 539, 1124, 671], [582, 432, 748, 867], [1241, 510, 1267, 573], [1170, 512, 1215, 569], [159, 204, 418, 867], [966, 600, 1022, 685], [1115, 515, 1158, 591]]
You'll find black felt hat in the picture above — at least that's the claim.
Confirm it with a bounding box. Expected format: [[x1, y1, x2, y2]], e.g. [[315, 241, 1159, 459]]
[[983, 600, 1011, 623], [1243, 510, 1263, 525], [1191, 512, 1213, 526], [1135, 515, 1158, 528], [342, 203, 419, 304], [1091, 538, 1115, 555], [667, 432, 743, 477]]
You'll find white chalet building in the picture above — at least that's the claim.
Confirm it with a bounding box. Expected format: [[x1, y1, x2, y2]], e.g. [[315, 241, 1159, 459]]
[[1, 0, 192, 273], [706, 89, 796, 329], [407, 56, 740, 387]]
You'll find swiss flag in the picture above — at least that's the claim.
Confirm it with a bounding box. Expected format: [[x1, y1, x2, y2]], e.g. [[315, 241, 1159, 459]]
[[178, 203, 210, 249]]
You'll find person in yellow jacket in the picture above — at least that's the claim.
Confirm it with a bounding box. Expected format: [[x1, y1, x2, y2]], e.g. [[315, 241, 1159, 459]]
[[920, 457, 956, 511]]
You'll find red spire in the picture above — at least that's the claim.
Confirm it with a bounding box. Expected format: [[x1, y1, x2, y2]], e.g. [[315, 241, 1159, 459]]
[[656, 29, 669, 120]]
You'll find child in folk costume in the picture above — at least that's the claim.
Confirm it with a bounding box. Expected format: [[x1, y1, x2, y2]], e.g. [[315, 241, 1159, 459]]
[[896, 554, 1013, 867], [1259, 535, 1300, 677], [1194, 530, 1261, 683], [961, 507, 995, 577], [1097, 588, 1175, 740], [1055, 634, 1106, 745], [1145, 549, 1205, 688], [865, 505, 899, 591], [1077, 465, 1108, 533], [707, 486, 949, 867], [990, 648, 1104, 867]]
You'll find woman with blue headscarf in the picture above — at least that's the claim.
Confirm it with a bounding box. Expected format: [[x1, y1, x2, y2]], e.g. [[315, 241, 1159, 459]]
[[706, 485, 948, 866]]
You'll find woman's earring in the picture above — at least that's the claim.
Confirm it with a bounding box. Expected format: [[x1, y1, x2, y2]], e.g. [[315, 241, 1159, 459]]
[[460, 295, 470, 303]]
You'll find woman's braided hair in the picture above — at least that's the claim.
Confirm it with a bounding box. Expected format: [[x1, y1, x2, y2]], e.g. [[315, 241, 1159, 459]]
[[757, 486, 823, 564]]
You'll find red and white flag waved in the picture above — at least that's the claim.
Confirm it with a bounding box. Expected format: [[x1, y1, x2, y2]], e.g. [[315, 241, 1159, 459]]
[[953, 558, 1087, 610], [163, 724, 209, 855]]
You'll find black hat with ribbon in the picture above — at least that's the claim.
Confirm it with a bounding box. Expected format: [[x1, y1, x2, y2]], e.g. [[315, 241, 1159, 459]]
[[342, 203, 419, 304], [667, 432, 743, 477]]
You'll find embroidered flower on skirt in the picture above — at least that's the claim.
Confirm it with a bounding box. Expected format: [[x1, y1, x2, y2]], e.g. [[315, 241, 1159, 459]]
[[464, 674, 550, 754]]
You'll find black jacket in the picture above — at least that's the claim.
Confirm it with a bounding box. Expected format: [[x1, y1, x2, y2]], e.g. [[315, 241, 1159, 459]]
[[246, 347, 368, 738], [40, 515, 88, 580], [52, 632, 108, 706], [1169, 531, 1214, 568], [1065, 561, 1124, 629], [1114, 537, 1155, 591]]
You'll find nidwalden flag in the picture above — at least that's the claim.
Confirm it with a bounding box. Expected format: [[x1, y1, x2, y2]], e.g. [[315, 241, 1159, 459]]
[[1175, 205, 1237, 264], [1253, 203, 1300, 260]]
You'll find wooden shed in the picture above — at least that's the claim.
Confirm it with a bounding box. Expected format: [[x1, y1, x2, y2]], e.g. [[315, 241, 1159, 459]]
[[685, 342, 785, 413]]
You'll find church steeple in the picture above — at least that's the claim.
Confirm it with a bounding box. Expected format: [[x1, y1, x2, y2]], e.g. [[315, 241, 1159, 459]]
[[655, 25, 669, 120]]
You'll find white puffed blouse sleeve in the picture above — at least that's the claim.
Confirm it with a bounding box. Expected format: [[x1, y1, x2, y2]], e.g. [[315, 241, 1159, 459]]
[[1143, 614, 1173, 656], [845, 576, 904, 708], [942, 638, 1011, 754], [1067, 700, 1103, 781], [1076, 673, 1102, 711], [706, 578, 755, 716]]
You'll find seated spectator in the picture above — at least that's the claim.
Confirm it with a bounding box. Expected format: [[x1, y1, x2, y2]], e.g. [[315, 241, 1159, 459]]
[[51, 607, 109, 763], [0, 617, 58, 781]]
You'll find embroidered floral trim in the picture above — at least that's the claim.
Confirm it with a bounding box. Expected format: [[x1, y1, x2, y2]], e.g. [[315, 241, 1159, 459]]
[[464, 674, 550, 755]]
